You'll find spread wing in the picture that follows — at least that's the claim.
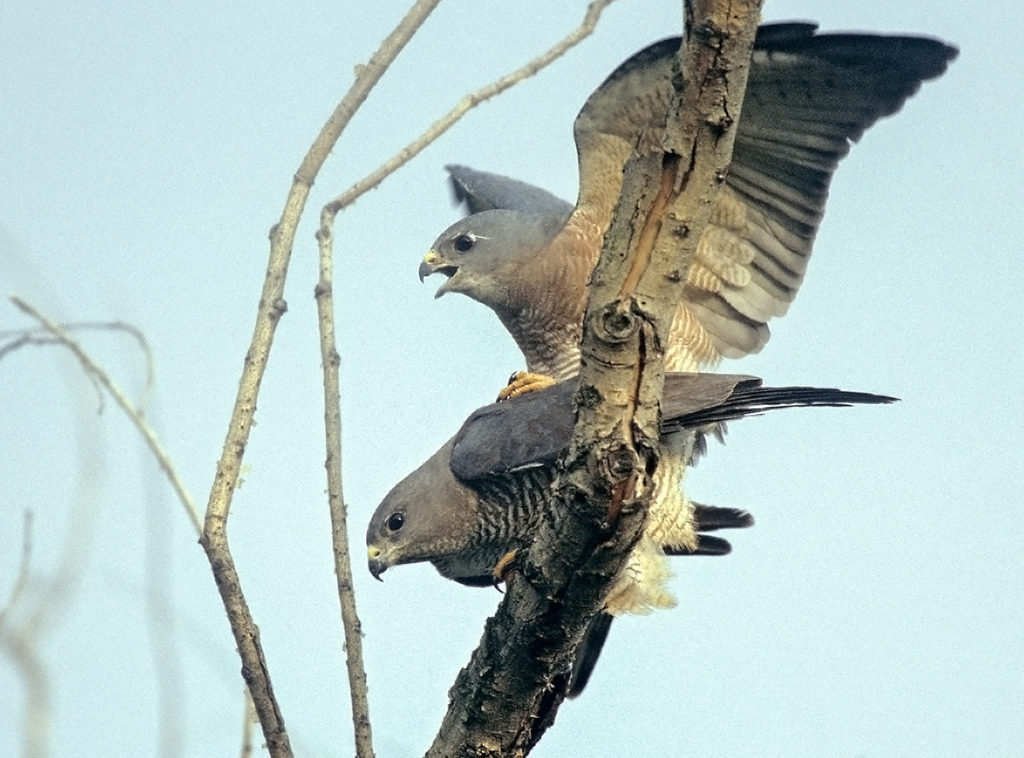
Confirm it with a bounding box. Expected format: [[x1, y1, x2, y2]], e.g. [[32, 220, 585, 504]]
[[572, 23, 958, 369]]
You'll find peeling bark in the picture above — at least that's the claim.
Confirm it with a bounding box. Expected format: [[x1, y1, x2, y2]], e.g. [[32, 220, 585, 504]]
[[426, 2, 763, 755]]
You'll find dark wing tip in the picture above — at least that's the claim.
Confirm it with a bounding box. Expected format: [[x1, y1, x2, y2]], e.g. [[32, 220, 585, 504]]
[[591, 22, 956, 101], [567, 612, 614, 698], [663, 384, 898, 433], [755, 21, 958, 81]]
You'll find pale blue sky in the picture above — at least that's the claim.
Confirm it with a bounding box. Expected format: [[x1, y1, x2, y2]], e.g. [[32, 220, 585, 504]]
[[2, 2, 1021, 756]]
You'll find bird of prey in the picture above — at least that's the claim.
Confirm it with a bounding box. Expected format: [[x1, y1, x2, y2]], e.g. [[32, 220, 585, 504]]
[[367, 372, 896, 694], [414, 25, 955, 622], [420, 24, 958, 380]]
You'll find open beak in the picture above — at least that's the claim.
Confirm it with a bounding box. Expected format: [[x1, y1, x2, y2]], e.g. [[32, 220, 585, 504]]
[[419, 251, 459, 297], [367, 545, 387, 581]]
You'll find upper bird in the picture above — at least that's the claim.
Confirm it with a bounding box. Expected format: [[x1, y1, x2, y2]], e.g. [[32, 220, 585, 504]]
[[420, 23, 958, 380]]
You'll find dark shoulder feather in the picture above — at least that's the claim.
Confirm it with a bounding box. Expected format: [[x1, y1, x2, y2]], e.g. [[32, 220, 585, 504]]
[[450, 381, 576, 480]]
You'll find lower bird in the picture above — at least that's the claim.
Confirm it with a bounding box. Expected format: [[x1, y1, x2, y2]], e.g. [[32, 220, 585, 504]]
[[367, 372, 895, 695]]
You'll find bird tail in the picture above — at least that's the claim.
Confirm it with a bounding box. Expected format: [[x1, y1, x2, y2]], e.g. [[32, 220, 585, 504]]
[[567, 612, 614, 698], [662, 383, 897, 435], [664, 503, 755, 557], [568, 503, 754, 698]]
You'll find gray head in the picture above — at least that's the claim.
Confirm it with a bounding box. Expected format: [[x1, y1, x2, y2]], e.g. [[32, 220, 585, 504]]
[[366, 438, 479, 580], [419, 209, 566, 315]]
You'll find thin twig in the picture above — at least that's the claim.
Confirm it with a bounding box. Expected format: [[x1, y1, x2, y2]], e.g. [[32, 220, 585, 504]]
[[0, 628, 51, 758], [297, 0, 446, 189], [0, 320, 156, 423], [8, 296, 201, 534], [3, 314, 187, 757], [314, 224, 375, 757], [314, 5, 619, 753], [0, 330, 106, 409], [0, 511, 51, 758], [197, 2, 444, 756], [324, 0, 620, 215], [239, 691, 256, 758], [0, 511, 33, 623]]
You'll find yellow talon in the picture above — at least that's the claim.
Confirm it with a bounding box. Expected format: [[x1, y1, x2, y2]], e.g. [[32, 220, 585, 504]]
[[492, 549, 519, 586], [497, 371, 557, 401]]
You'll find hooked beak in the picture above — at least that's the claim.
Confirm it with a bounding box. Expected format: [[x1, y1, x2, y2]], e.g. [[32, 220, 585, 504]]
[[419, 251, 459, 297], [367, 545, 388, 581]]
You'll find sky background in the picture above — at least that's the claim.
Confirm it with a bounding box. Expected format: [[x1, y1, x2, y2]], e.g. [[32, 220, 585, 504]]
[[2, 1, 1022, 756]]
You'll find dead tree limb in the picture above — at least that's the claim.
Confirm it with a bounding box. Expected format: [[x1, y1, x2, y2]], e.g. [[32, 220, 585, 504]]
[[425, 1, 763, 755]]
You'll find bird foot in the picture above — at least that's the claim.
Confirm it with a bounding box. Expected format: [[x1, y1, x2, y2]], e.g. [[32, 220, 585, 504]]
[[498, 371, 557, 401], [492, 549, 519, 587]]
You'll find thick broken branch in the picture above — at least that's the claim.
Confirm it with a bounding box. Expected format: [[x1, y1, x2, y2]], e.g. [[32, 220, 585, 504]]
[[426, 1, 763, 755]]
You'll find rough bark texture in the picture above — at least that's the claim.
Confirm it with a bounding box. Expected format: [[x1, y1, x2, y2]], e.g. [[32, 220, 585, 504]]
[[425, 2, 763, 755]]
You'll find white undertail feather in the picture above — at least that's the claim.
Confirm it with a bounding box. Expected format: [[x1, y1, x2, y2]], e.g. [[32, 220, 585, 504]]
[[605, 454, 695, 615], [644, 456, 701, 554], [605, 533, 677, 615], [605, 411, 704, 615], [604, 195, 772, 615]]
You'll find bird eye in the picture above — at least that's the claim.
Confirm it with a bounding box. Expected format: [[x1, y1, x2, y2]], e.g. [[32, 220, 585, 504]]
[[386, 512, 405, 532], [453, 234, 475, 253]]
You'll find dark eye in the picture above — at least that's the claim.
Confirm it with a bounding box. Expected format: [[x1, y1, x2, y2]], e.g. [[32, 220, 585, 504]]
[[386, 512, 405, 532], [453, 234, 475, 253]]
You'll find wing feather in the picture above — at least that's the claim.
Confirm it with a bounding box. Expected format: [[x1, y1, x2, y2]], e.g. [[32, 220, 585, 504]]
[[570, 23, 956, 369]]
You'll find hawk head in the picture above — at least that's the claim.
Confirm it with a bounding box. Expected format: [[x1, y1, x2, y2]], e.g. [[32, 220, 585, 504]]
[[366, 439, 478, 581], [419, 209, 566, 317]]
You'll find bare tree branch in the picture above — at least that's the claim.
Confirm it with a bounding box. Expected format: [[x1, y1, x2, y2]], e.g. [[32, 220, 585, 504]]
[[8, 296, 202, 534], [315, 4, 621, 755], [315, 215, 374, 758], [325, 0, 620, 215], [0, 512, 51, 758], [425, 1, 763, 754], [0, 317, 122, 756], [0, 320, 155, 411], [0, 511, 33, 623], [3, 304, 197, 756], [197, 2, 445, 755], [0, 626, 50, 758]]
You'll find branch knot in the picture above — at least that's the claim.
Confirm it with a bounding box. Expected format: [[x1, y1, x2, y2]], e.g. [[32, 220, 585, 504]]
[[593, 302, 638, 344]]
